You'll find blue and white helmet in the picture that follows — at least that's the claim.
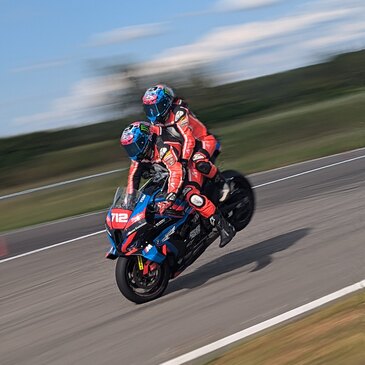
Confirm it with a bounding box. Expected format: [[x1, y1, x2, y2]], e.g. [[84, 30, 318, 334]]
[[142, 84, 175, 123], [120, 121, 152, 161]]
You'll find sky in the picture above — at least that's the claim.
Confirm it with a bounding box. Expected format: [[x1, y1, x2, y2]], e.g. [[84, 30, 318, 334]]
[[0, 0, 364, 137]]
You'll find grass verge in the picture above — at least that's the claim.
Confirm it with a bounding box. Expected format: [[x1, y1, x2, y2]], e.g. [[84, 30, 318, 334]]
[[0, 173, 126, 232], [204, 290, 365, 365], [214, 92, 365, 172], [1, 92, 364, 232]]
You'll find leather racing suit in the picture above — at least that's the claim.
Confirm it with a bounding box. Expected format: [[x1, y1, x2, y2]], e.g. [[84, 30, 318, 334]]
[[163, 98, 219, 180], [126, 127, 217, 219]]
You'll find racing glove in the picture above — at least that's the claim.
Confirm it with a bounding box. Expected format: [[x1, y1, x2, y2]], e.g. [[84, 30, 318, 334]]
[[157, 192, 177, 215]]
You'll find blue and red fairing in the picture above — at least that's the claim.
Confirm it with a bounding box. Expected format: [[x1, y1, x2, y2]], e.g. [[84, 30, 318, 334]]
[[105, 190, 192, 264]]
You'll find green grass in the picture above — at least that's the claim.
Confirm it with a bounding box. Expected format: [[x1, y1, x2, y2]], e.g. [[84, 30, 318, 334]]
[[203, 290, 365, 365], [1, 92, 364, 232], [0, 139, 128, 193], [0, 173, 126, 232], [213, 93, 365, 172]]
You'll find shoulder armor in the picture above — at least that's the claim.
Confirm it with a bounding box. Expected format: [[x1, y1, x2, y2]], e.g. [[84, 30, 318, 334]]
[[172, 106, 187, 122], [156, 136, 169, 159]]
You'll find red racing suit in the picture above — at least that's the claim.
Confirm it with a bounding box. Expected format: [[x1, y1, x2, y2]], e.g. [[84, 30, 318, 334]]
[[163, 98, 219, 179], [126, 127, 216, 219], [126, 129, 183, 197]]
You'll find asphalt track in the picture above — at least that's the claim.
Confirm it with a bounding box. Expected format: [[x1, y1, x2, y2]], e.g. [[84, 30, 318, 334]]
[[0, 148, 364, 365]]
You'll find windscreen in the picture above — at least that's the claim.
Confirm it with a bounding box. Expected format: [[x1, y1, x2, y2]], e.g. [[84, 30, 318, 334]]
[[111, 188, 145, 211]]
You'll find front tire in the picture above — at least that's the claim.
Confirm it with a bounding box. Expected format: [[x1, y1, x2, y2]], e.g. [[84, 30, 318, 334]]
[[222, 170, 255, 231], [115, 256, 170, 304]]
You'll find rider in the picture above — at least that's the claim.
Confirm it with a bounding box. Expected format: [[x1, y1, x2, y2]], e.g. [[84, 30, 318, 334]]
[[142, 84, 230, 202], [120, 121, 236, 248]]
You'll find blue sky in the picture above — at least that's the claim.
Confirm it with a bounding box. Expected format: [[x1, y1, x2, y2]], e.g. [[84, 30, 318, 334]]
[[1, 0, 364, 137]]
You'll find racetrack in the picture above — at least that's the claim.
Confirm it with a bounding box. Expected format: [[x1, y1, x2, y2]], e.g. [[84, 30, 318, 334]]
[[1, 148, 364, 365]]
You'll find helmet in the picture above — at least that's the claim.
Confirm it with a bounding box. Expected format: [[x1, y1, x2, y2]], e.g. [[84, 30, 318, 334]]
[[142, 84, 175, 123], [120, 121, 152, 161]]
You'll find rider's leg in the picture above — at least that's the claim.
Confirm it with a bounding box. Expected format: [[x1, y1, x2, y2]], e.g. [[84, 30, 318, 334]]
[[184, 166, 235, 247], [192, 136, 230, 202]]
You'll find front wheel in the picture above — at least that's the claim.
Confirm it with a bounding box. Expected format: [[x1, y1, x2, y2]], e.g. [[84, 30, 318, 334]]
[[115, 256, 170, 304], [222, 170, 255, 231]]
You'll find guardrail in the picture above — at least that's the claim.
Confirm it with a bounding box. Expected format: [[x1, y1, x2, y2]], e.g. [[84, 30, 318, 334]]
[[0, 168, 128, 201]]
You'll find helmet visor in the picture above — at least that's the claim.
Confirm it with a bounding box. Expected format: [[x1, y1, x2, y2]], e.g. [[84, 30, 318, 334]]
[[123, 142, 142, 160], [123, 136, 150, 160], [144, 99, 171, 121]]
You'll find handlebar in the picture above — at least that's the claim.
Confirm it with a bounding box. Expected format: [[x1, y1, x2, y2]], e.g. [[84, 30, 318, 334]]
[[145, 165, 169, 183], [144, 165, 185, 217]]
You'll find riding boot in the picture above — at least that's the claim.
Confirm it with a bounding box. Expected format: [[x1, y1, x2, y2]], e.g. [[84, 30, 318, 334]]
[[214, 172, 230, 202], [210, 210, 236, 248]]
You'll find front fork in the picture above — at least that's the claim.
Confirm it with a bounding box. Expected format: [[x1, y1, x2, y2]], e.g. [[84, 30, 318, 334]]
[[135, 255, 160, 276], [137, 255, 144, 270]]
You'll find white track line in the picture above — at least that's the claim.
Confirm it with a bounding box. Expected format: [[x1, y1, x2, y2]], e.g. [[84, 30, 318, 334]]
[[1, 153, 364, 264], [0, 168, 127, 201], [0, 230, 105, 264], [3, 147, 364, 201], [3, 150, 365, 236], [249, 146, 365, 177], [160, 279, 365, 365], [253, 154, 365, 188]]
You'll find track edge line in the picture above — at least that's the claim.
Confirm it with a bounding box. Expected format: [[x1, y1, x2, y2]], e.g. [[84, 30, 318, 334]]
[[160, 279, 365, 365]]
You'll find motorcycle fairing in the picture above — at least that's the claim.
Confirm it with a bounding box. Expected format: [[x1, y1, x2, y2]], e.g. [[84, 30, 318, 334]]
[[123, 205, 191, 261], [142, 244, 165, 263], [105, 186, 194, 263], [105, 237, 118, 260], [117, 192, 152, 253], [121, 231, 137, 253], [152, 207, 192, 255], [125, 194, 150, 229], [106, 208, 132, 230]]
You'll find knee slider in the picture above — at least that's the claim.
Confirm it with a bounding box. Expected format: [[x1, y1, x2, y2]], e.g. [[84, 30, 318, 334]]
[[189, 194, 205, 208], [196, 161, 212, 175]]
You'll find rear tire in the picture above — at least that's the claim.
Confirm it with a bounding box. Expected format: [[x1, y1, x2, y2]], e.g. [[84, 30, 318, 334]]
[[115, 256, 170, 304], [222, 170, 255, 231]]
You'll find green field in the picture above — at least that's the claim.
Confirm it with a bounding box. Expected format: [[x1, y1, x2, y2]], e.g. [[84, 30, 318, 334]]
[[1, 91, 364, 232], [214, 92, 365, 172], [204, 290, 365, 365], [0, 139, 127, 195], [0, 172, 132, 232]]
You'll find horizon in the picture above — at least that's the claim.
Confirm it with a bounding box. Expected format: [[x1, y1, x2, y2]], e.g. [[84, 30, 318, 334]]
[[0, 48, 360, 140]]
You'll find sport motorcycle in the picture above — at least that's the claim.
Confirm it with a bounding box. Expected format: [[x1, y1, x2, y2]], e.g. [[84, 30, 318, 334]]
[[105, 165, 255, 304]]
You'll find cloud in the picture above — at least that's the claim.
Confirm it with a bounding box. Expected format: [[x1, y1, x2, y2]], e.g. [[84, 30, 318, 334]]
[[138, 6, 357, 77], [13, 0, 365, 132], [216, 0, 284, 11], [13, 22, 168, 130], [88, 22, 167, 47], [14, 74, 130, 130], [303, 31, 365, 49], [212, 1, 365, 83], [10, 59, 68, 73]]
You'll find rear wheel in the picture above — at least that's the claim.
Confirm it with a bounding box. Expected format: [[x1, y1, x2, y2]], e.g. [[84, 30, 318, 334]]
[[222, 170, 255, 231], [115, 256, 170, 304]]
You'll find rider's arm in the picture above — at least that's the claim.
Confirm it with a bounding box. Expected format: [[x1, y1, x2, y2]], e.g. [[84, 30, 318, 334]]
[[160, 146, 184, 199], [174, 106, 195, 162], [126, 160, 143, 194]]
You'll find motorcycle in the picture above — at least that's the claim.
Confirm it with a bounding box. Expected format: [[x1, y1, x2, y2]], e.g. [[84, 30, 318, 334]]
[[105, 165, 255, 304]]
